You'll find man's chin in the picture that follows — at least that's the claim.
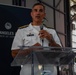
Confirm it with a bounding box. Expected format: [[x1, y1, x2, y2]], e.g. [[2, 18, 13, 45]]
[[35, 20, 42, 22]]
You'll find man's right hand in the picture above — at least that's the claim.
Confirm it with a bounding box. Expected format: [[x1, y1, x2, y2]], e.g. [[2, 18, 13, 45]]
[[11, 42, 41, 58]]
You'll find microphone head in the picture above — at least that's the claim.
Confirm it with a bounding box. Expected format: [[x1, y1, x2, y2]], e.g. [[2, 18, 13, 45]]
[[40, 25, 43, 30]]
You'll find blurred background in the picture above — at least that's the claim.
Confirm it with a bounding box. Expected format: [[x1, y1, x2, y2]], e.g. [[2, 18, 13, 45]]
[[0, 0, 76, 75]]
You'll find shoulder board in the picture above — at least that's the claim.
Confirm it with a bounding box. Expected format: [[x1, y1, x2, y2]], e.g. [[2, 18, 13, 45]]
[[19, 25, 29, 29]]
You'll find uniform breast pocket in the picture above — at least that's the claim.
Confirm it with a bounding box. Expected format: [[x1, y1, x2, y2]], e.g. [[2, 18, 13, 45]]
[[25, 36, 38, 46], [24, 36, 32, 45]]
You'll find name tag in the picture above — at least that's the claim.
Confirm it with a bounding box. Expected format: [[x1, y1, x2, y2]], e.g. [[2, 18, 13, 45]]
[[27, 33, 34, 36]]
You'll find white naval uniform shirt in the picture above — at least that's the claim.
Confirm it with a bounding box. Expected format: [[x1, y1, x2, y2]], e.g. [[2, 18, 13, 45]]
[[11, 23, 61, 50], [11, 23, 61, 75]]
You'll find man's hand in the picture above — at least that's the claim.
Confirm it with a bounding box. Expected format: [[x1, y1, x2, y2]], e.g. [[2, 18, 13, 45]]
[[39, 30, 61, 47], [31, 42, 42, 51], [39, 30, 53, 42], [33, 42, 41, 46], [11, 43, 42, 58]]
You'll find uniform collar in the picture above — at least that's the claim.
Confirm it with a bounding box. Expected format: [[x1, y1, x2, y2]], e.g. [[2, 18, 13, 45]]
[[28, 23, 40, 34], [28, 23, 47, 33]]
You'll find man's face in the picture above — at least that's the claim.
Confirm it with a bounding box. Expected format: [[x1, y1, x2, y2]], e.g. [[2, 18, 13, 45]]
[[31, 5, 46, 23]]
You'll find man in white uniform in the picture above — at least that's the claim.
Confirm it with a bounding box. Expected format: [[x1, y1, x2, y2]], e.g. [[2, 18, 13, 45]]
[[11, 3, 62, 75]]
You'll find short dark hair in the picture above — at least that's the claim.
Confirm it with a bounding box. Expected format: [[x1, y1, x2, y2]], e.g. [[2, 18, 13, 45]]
[[32, 3, 45, 10]]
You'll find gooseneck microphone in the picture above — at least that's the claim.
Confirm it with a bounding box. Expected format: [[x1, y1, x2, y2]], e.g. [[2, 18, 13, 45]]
[[40, 25, 44, 46]]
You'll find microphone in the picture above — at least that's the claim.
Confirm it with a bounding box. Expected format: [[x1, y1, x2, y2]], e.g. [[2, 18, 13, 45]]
[[40, 25, 43, 30], [40, 25, 44, 46]]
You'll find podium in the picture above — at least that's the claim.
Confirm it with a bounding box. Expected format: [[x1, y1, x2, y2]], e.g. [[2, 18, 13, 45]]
[[11, 46, 76, 75]]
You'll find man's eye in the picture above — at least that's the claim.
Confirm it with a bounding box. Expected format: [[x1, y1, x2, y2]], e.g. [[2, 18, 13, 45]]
[[39, 9, 43, 12], [33, 9, 44, 12], [34, 9, 37, 12]]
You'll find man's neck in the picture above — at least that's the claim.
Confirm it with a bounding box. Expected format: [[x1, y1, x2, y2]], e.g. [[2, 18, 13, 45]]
[[32, 22, 42, 26]]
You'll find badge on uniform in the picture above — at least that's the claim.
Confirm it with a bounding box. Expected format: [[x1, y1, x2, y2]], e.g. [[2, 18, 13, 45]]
[[27, 33, 34, 36]]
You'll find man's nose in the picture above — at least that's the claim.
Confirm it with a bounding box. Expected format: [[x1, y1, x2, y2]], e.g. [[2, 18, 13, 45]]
[[36, 11, 41, 14]]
